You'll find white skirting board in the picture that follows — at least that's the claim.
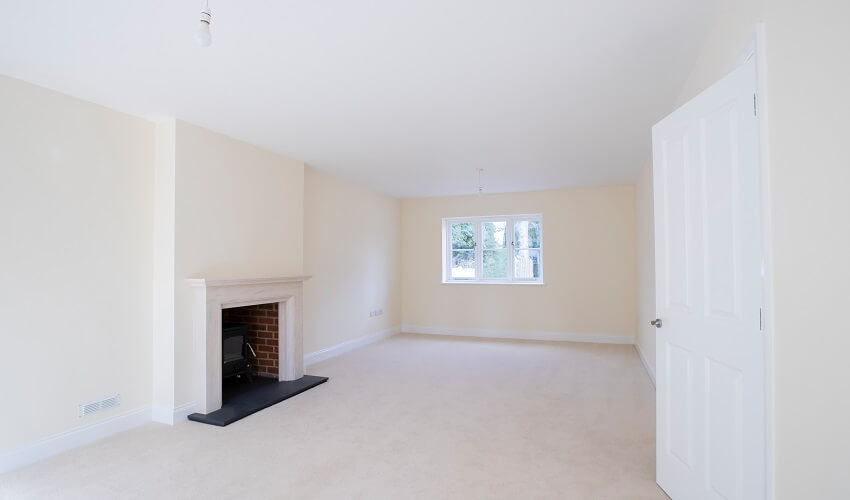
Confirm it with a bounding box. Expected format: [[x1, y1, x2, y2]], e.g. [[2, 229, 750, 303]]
[[152, 401, 197, 425], [0, 406, 152, 475], [634, 343, 656, 388], [304, 326, 401, 367], [172, 401, 197, 422], [151, 405, 172, 425], [401, 324, 634, 345]]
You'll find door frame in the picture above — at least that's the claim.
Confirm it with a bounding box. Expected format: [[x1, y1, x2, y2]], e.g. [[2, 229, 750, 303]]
[[651, 23, 775, 499], [732, 24, 775, 500]]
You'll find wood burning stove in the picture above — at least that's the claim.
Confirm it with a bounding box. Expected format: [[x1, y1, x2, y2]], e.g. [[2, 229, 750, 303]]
[[222, 323, 253, 383]]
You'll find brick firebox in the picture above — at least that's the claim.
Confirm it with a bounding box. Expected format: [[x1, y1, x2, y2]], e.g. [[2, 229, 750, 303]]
[[221, 302, 279, 377]]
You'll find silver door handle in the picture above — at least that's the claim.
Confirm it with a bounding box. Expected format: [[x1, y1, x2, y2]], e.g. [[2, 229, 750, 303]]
[[650, 319, 662, 328]]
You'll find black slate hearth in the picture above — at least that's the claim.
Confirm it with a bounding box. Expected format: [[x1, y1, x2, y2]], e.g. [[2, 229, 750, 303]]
[[188, 375, 328, 426]]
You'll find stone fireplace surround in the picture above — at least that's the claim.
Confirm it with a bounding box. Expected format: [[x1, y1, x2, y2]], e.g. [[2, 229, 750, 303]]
[[187, 276, 309, 414]]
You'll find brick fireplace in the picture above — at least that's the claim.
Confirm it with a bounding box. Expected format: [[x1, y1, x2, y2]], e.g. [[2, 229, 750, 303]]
[[222, 302, 279, 377]]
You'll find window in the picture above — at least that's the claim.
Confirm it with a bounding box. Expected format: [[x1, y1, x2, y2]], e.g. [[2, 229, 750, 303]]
[[449, 221, 475, 279], [443, 214, 543, 283]]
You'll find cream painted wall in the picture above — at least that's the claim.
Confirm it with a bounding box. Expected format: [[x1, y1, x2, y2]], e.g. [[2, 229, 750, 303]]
[[760, 3, 850, 497], [402, 187, 637, 338], [302, 168, 402, 354], [0, 76, 155, 449], [644, 0, 850, 496], [634, 162, 655, 379], [172, 120, 304, 406]]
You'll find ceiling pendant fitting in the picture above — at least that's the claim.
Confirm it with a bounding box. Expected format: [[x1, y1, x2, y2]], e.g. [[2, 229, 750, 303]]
[[477, 168, 484, 196], [195, 0, 212, 47]]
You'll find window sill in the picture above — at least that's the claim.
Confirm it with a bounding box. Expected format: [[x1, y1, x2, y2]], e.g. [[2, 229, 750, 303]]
[[441, 280, 545, 286]]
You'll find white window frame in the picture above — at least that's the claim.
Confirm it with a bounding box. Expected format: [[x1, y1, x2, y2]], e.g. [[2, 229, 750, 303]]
[[442, 214, 544, 284]]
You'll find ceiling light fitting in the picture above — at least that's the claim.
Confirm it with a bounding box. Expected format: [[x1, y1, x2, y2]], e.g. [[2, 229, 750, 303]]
[[195, 0, 212, 47], [477, 168, 484, 196]]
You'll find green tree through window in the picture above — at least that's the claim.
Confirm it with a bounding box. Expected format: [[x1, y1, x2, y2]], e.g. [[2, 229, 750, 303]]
[[482, 221, 507, 278], [450, 222, 476, 278]]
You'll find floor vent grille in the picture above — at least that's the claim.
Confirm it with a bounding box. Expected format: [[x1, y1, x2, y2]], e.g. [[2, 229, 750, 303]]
[[79, 394, 121, 417]]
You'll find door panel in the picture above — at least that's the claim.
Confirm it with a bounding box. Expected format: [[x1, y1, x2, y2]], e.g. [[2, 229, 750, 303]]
[[702, 103, 743, 320], [706, 358, 743, 500], [666, 343, 693, 468], [653, 57, 765, 500], [662, 136, 692, 311]]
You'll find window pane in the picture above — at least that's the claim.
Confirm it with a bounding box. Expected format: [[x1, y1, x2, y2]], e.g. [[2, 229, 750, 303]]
[[514, 220, 541, 248], [514, 249, 541, 279], [451, 222, 475, 250], [451, 250, 475, 279], [483, 249, 508, 278], [482, 221, 507, 249]]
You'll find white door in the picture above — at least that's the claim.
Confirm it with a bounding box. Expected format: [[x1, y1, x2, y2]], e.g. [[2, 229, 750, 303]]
[[652, 57, 765, 500]]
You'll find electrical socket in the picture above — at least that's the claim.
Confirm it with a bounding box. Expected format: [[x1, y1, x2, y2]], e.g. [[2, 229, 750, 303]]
[[369, 309, 384, 317]]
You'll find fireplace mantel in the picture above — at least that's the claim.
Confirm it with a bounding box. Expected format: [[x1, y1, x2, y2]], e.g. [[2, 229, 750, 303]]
[[187, 276, 312, 288], [188, 276, 310, 414]]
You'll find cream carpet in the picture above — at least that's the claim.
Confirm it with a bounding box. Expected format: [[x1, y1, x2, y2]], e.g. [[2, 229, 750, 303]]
[[0, 333, 665, 500]]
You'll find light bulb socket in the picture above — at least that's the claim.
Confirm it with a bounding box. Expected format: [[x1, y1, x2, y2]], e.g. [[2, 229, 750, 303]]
[[195, 3, 212, 47]]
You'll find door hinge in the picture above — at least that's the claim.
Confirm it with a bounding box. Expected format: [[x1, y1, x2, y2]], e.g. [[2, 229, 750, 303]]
[[753, 93, 758, 117], [759, 307, 763, 331]]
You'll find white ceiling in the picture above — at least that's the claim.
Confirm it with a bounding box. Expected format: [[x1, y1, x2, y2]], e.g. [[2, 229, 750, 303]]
[[0, 1, 718, 197]]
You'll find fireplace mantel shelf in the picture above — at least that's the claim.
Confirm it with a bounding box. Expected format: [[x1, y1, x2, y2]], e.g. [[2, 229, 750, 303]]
[[187, 276, 311, 288]]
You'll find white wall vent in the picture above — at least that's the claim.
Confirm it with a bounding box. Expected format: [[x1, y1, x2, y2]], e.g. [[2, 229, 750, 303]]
[[78, 394, 121, 417]]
